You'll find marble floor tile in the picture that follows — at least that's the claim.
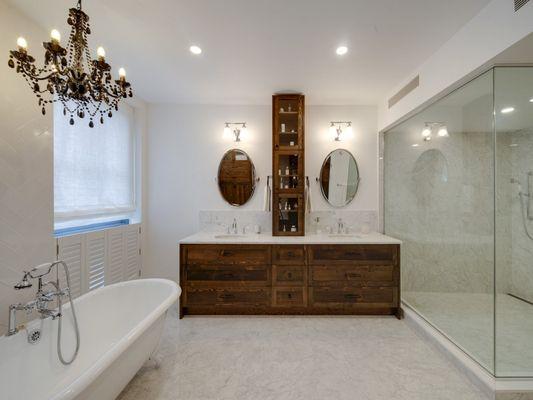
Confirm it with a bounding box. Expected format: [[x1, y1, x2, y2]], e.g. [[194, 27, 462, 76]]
[[117, 307, 489, 400]]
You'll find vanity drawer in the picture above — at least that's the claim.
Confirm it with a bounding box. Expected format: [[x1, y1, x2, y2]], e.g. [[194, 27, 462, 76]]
[[308, 245, 396, 265], [272, 265, 306, 285], [309, 287, 395, 307], [186, 264, 270, 285], [272, 287, 307, 307], [310, 265, 394, 286], [185, 287, 270, 307], [272, 245, 306, 265], [185, 245, 270, 265]]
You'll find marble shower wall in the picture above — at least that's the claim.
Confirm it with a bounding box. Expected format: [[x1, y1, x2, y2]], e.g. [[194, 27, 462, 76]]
[[384, 129, 495, 294], [506, 128, 533, 303]]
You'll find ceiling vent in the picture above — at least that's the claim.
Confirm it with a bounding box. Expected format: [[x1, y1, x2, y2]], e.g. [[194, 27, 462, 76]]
[[515, 0, 530, 11], [388, 75, 419, 109]]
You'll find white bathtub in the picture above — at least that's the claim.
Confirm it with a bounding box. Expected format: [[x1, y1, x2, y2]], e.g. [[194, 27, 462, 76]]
[[0, 278, 180, 400]]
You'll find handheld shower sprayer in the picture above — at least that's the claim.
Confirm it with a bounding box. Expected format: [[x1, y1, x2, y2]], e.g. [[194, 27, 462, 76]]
[[511, 176, 533, 241]]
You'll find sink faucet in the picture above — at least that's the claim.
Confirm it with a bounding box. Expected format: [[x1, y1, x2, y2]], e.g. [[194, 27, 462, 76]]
[[231, 218, 238, 234], [337, 218, 345, 234]]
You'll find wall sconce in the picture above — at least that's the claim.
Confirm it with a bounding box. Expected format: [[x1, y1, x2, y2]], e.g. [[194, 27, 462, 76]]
[[421, 122, 448, 141], [328, 121, 352, 141], [223, 122, 248, 142]]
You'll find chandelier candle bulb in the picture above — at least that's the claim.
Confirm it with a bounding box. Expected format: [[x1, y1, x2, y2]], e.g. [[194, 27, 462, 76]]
[[50, 29, 61, 44], [16, 37, 28, 51], [96, 46, 106, 60], [118, 67, 126, 80]]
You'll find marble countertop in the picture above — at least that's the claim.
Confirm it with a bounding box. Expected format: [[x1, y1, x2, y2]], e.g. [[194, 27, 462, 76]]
[[179, 231, 401, 245]]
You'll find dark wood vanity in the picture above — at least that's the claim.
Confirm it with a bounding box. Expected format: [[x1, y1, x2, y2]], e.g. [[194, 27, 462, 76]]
[[179, 243, 402, 319]]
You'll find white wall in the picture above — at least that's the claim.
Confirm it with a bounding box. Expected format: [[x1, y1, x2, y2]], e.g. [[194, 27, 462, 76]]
[[379, 0, 533, 130], [0, 1, 55, 334], [144, 104, 377, 281]]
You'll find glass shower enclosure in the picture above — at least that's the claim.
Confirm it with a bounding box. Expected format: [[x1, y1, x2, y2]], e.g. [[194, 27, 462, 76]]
[[383, 66, 533, 378]]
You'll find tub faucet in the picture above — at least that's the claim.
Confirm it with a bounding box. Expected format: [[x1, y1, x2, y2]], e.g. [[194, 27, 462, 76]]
[[7, 263, 68, 336]]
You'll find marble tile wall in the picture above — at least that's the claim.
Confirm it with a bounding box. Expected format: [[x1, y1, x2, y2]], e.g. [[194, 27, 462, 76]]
[[384, 129, 495, 293], [198, 210, 378, 235], [507, 129, 533, 303]]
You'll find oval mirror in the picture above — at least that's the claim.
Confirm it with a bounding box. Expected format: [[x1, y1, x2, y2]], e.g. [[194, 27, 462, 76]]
[[319, 149, 360, 207], [218, 149, 257, 206]]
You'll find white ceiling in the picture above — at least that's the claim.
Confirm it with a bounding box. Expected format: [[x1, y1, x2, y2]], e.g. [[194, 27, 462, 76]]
[[9, 0, 492, 105]]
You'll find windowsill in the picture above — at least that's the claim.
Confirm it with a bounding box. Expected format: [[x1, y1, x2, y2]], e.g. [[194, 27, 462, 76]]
[[54, 219, 130, 237]]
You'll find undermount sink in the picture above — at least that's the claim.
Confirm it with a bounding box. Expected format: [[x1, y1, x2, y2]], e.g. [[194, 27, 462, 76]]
[[213, 234, 247, 239], [328, 234, 362, 239]]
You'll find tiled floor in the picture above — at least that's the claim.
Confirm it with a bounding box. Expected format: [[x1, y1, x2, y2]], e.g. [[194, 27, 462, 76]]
[[117, 307, 488, 400], [404, 292, 533, 377]]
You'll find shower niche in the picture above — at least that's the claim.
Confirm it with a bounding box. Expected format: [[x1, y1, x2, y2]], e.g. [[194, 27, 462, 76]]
[[383, 66, 533, 379]]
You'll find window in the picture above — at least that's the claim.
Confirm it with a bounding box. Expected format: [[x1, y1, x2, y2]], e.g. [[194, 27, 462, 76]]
[[54, 103, 135, 226]]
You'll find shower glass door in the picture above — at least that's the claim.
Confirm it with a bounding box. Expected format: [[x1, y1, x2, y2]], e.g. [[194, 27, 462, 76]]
[[384, 69, 496, 374], [495, 66, 533, 377]]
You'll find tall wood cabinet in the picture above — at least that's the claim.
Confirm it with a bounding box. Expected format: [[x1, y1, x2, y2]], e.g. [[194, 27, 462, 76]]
[[272, 94, 305, 236]]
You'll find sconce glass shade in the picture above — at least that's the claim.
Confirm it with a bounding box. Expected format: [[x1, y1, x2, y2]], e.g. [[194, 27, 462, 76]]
[[239, 126, 248, 141], [344, 124, 353, 139], [437, 126, 449, 137], [223, 125, 232, 140], [329, 124, 338, 140], [421, 127, 431, 138]]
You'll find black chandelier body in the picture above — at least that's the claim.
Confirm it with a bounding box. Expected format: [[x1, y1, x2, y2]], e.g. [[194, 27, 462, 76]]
[[7, 0, 133, 128]]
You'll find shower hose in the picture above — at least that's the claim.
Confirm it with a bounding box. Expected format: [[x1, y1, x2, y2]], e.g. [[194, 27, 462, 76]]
[[56, 260, 80, 365]]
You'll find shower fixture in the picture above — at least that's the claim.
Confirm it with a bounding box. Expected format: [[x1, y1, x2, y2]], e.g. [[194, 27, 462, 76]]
[[511, 174, 533, 240]]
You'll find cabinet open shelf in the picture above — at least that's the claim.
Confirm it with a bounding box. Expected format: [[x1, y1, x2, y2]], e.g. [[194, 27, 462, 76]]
[[273, 94, 305, 236]]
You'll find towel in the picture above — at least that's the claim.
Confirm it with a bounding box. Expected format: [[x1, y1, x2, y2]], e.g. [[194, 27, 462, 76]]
[[264, 176, 272, 212], [305, 176, 312, 213]]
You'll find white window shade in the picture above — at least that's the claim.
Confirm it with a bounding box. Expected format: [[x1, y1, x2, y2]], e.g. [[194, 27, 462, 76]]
[[54, 103, 135, 220]]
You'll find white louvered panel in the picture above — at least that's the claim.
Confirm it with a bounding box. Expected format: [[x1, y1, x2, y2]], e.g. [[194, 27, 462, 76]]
[[86, 231, 106, 291], [57, 234, 84, 298], [124, 225, 140, 280], [106, 229, 124, 284]]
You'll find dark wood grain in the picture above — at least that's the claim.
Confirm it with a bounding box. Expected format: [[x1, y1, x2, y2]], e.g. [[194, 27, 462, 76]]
[[179, 243, 402, 319]]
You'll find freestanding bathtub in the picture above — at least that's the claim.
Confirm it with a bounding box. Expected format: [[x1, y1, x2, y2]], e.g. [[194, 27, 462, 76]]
[[0, 278, 180, 400]]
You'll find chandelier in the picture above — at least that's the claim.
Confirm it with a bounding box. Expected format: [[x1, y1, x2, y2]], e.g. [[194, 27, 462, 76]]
[[7, 0, 133, 128]]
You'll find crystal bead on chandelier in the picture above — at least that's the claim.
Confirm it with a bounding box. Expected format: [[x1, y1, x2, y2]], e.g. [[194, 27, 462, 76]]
[[7, 0, 133, 128]]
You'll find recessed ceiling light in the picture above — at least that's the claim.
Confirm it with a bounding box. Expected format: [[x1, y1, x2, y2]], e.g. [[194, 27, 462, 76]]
[[501, 107, 515, 114], [189, 45, 202, 55], [529, 98, 533, 103], [336, 46, 348, 56]]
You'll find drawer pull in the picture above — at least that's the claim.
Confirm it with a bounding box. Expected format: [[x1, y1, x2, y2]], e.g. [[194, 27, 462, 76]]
[[344, 294, 361, 301], [287, 272, 293, 279], [221, 273, 235, 279], [345, 272, 362, 279], [220, 294, 235, 300], [286, 251, 295, 257], [287, 293, 293, 299], [220, 250, 232, 257], [345, 251, 359, 257]]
